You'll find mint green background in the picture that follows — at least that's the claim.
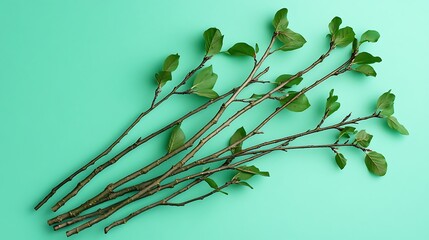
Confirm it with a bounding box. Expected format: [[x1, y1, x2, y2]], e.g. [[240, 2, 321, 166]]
[[1, 0, 428, 239]]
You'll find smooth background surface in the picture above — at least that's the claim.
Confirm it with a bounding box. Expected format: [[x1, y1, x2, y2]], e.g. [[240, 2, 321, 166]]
[[1, 0, 428, 239]]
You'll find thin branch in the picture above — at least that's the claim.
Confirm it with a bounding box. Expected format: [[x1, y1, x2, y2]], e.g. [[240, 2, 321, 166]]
[[316, 110, 329, 129], [150, 87, 161, 108]]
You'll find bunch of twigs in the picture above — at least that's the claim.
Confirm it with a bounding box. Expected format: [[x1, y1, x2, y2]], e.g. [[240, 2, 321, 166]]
[[34, 8, 407, 236]]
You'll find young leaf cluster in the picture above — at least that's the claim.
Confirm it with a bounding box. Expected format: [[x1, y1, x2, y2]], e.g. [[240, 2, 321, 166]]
[[155, 54, 180, 88]]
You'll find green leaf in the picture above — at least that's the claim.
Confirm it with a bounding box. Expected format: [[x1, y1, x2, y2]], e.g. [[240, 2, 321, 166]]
[[338, 126, 357, 139], [277, 29, 306, 51], [352, 64, 377, 77], [236, 165, 270, 177], [227, 42, 255, 57], [360, 30, 380, 44], [376, 90, 395, 117], [250, 93, 264, 100], [193, 89, 219, 99], [155, 71, 172, 87], [167, 124, 186, 153], [229, 127, 246, 154], [204, 178, 219, 189], [353, 52, 382, 65], [387, 116, 409, 135], [191, 66, 219, 99], [275, 74, 303, 90], [192, 66, 218, 91], [162, 54, 180, 72], [272, 8, 289, 32], [329, 16, 342, 35], [279, 91, 311, 112], [237, 181, 254, 189], [333, 27, 355, 47], [233, 171, 254, 181], [355, 130, 373, 148], [327, 102, 340, 117], [203, 28, 224, 56], [335, 153, 347, 170], [255, 43, 259, 54], [205, 178, 228, 195], [325, 89, 340, 117], [365, 151, 387, 176]]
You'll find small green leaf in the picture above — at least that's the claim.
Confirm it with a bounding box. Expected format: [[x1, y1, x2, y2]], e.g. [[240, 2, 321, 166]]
[[387, 116, 409, 135], [193, 89, 219, 99], [250, 93, 264, 100], [237, 165, 270, 177], [229, 127, 246, 154], [338, 126, 357, 139], [255, 43, 259, 54], [353, 52, 382, 65], [192, 66, 218, 91], [279, 91, 311, 112], [327, 102, 340, 117], [204, 178, 219, 189], [272, 8, 289, 32], [167, 124, 186, 153], [155, 71, 172, 87], [329, 16, 342, 35], [191, 66, 219, 99], [376, 90, 395, 117], [227, 42, 256, 57], [237, 181, 254, 189], [277, 29, 306, 51], [355, 130, 373, 148], [325, 89, 340, 117], [205, 178, 228, 195], [352, 64, 377, 77], [333, 27, 355, 47], [275, 74, 303, 90], [335, 153, 347, 170], [203, 28, 224, 56], [365, 151, 387, 176], [162, 54, 180, 72], [360, 30, 380, 44], [233, 171, 254, 181]]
